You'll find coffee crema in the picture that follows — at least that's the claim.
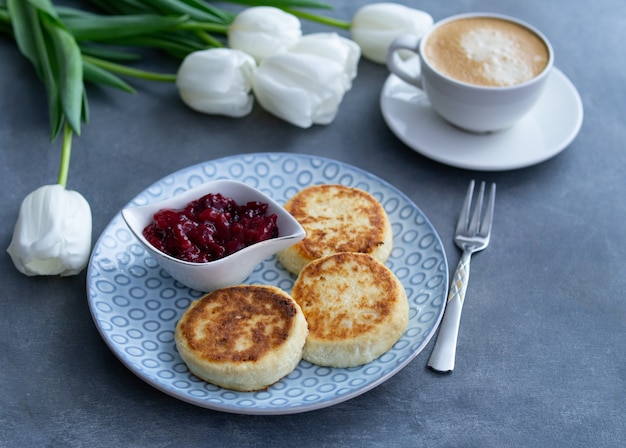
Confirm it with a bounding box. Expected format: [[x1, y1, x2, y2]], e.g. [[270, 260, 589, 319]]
[[424, 17, 549, 87]]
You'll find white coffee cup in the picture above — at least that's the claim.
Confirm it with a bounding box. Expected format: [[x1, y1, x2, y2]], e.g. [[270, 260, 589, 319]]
[[386, 13, 554, 133]]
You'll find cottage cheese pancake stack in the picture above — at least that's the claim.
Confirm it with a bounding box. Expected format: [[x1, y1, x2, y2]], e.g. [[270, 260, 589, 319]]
[[277, 184, 393, 275]]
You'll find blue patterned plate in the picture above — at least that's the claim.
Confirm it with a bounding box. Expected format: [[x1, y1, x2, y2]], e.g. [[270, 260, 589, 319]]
[[87, 153, 448, 415]]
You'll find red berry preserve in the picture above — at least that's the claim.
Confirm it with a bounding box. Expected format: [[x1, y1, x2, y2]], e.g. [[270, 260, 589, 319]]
[[143, 193, 279, 263]]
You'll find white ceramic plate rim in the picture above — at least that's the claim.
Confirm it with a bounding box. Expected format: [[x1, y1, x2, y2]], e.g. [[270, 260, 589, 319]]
[[380, 66, 583, 171], [87, 153, 448, 415]]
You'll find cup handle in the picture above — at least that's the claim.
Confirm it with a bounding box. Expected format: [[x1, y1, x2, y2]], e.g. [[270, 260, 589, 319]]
[[386, 34, 423, 89]]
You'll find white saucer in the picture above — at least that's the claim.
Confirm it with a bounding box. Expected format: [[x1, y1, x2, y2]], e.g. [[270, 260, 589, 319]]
[[380, 67, 583, 171]]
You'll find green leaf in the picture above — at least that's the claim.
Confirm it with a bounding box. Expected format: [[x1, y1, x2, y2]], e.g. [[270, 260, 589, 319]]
[[0, 7, 11, 26], [178, 0, 232, 23], [25, 0, 57, 16], [79, 44, 141, 62], [145, 0, 228, 23], [7, 0, 41, 74], [41, 10, 84, 136], [81, 90, 89, 124], [26, 5, 64, 139], [56, 6, 96, 18], [62, 13, 188, 41], [104, 33, 207, 57], [83, 59, 136, 93], [88, 0, 150, 15]]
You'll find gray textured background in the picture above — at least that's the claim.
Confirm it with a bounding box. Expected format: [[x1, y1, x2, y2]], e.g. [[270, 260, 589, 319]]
[[1, 0, 624, 446]]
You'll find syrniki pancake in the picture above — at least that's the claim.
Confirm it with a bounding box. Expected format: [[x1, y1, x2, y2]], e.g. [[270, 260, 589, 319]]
[[277, 184, 393, 275], [291, 252, 409, 368], [175, 285, 308, 391]]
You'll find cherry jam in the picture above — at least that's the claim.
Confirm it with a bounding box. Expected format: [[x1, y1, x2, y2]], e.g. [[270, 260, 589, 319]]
[[143, 193, 279, 263]]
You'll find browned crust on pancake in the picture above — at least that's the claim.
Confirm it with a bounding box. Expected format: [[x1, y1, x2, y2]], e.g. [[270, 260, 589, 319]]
[[176, 285, 299, 363], [284, 184, 389, 260], [291, 252, 407, 359], [294, 252, 398, 341]]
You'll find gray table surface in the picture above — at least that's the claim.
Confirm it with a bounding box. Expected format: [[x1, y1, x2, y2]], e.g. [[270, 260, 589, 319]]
[[1, 0, 624, 447]]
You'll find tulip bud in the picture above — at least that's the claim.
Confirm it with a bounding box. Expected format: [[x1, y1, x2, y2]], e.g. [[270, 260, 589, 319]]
[[351, 2, 433, 64], [228, 6, 302, 63], [7, 184, 92, 276], [176, 48, 256, 118], [252, 52, 346, 128], [290, 33, 361, 90]]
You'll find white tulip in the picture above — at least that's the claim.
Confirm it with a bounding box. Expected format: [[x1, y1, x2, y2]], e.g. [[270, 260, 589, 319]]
[[290, 33, 361, 90], [176, 48, 256, 118], [228, 6, 302, 62], [7, 184, 92, 276], [252, 52, 346, 128], [351, 2, 433, 64]]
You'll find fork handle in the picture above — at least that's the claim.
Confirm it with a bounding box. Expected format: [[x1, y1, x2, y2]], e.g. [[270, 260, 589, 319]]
[[428, 250, 471, 373]]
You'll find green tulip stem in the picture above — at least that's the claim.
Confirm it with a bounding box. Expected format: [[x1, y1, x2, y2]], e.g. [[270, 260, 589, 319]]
[[57, 122, 72, 188], [193, 30, 224, 47], [178, 21, 229, 34], [82, 55, 177, 82]]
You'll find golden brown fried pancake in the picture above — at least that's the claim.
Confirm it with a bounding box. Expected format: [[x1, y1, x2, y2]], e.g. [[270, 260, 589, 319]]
[[277, 184, 393, 275], [175, 285, 307, 391], [290, 252, 408, 368]]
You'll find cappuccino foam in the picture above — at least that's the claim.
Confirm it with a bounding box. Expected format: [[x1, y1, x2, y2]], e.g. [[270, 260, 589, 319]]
[[424, 17, 549, 87]]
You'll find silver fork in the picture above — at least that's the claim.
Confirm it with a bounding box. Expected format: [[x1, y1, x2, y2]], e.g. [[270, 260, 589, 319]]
[[428, 180, 496, 373]]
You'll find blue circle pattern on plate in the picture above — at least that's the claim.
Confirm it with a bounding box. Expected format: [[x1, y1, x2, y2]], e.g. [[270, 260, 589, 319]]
[[87, 153, 448, 415]]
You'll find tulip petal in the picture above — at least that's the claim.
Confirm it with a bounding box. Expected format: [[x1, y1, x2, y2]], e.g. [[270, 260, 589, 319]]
[[252, 52, 346, 128], [290, 33, 361, 90], [7, 184, 92, 276], [253, 75, 313, 128], [351, 3, 433, 64], [176, 48, 256, 118], [228, 7, 302, 62]]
